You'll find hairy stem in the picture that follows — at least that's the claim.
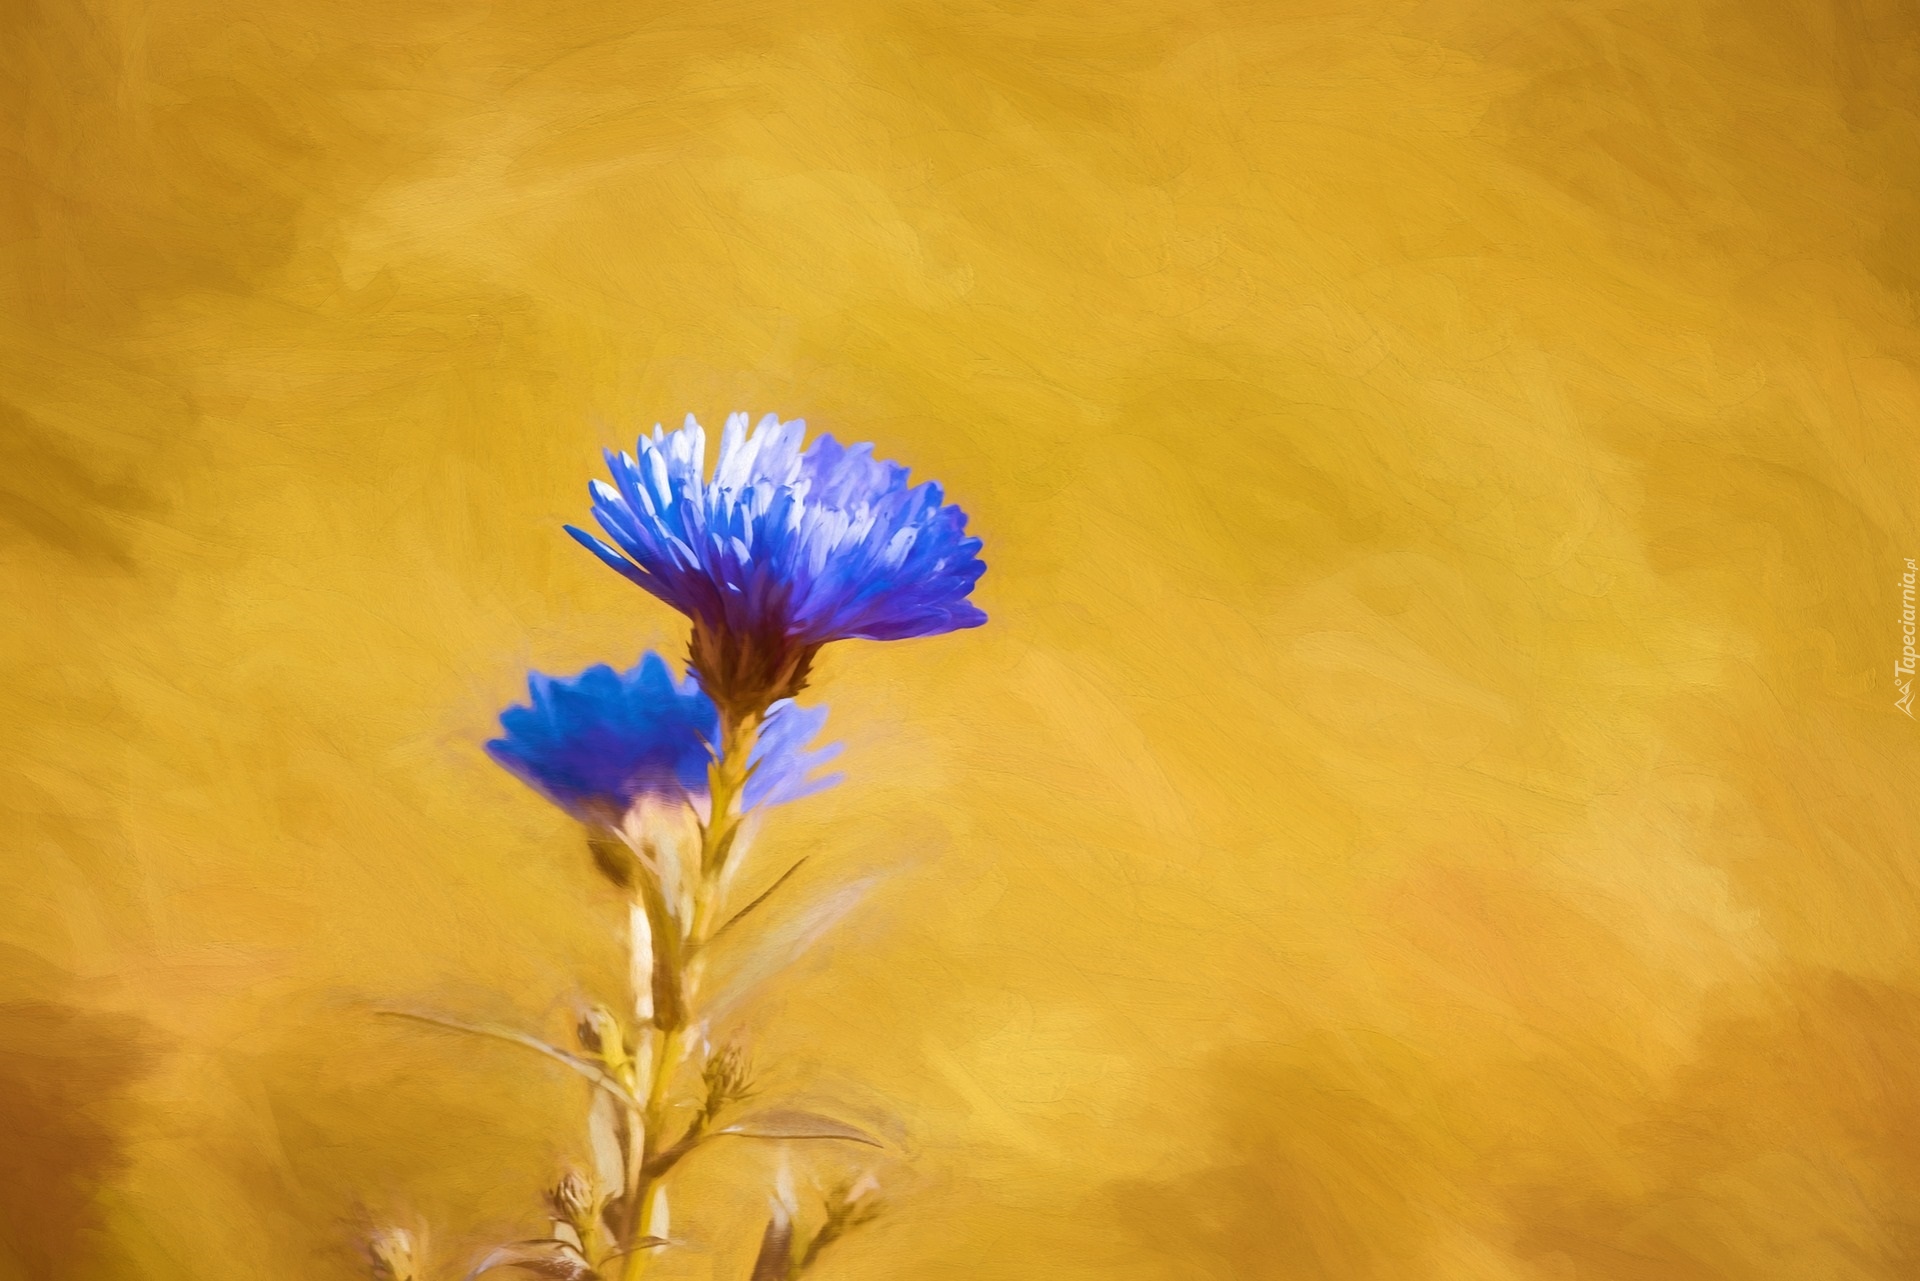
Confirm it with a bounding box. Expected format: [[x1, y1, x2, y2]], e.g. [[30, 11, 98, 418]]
[[618, 709, 762, 1281]]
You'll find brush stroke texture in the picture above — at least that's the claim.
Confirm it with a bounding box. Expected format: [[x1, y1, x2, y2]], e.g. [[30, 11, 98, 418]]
[[2, 0, 1918, 1277]]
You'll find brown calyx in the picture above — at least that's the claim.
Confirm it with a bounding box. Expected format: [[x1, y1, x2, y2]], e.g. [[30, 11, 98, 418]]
[[687, 617, 820, 726]]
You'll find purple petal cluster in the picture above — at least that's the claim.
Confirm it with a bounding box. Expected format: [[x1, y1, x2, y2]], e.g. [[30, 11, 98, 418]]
[[486, 652, 840, 819], [567, 413, 987, 659]]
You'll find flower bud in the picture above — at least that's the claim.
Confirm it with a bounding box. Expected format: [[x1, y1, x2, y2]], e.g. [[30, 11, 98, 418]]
[[574, 1014, 602, 1054], [587, 831, 639, 890], [368, 1227, 416, 1281], [548, 1167, 598, 1226], [576, 1005, 622, 1062], [701, 1041, 753, 1115]]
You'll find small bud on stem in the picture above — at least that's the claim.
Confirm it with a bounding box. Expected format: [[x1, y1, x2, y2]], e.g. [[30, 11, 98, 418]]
[[367, 1227, 417, 1281], [701, 1042, 755, 1120], [549, 1168, 599, 1227]]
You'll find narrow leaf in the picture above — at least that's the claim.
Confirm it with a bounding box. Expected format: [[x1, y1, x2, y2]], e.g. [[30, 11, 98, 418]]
[[716, 1109, 884, 1148], [701, 876, 879, 1022], [466, 1239, 598, 1280], [377, 1009, 642, 1110], [587, 833, 639, 891], [748, 1210, 794, 1281], [633, 868, 687, 1031], [597, 1237, 670, 1264], [587, 1089, 627, 1202], [643, 1186, 670, 1240], [629, 900, 655, 1024], [705, 858, 809, 949]]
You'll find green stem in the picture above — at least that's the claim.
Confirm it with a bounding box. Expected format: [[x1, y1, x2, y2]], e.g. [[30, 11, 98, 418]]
[[618, 709, 762, 1281]]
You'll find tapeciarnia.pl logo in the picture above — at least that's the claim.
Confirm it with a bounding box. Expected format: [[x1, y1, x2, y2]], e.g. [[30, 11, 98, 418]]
[[1899, 558, 1917, 718]]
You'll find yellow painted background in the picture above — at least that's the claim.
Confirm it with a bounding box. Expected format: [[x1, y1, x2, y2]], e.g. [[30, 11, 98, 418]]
[[5, 0, 1919, 1276]]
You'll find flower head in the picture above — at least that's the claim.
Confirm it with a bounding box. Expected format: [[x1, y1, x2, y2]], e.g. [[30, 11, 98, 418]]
[[566, 413, 986, 718], [486, 651, 840, 821]]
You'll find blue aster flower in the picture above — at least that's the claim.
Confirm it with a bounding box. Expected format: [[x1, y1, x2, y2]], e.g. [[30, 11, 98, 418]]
[[565, 413, 987, 718], [486, 651, 841, 821]]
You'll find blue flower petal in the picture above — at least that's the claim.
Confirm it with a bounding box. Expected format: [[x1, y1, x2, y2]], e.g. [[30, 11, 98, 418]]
[[572, 415, 987, 649], [488, 651, 839, 819]]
